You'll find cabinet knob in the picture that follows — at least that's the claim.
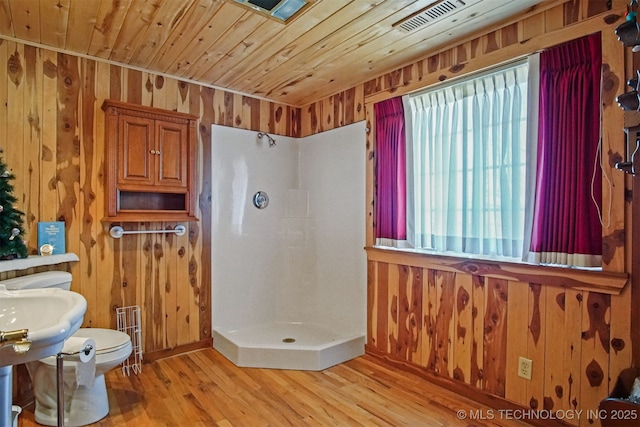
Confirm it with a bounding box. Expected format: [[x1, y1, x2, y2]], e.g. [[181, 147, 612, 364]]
[[150, 149, 157, 154]]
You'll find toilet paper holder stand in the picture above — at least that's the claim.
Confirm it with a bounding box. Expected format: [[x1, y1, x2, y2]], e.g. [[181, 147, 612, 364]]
[[55, 343, 94, 427]]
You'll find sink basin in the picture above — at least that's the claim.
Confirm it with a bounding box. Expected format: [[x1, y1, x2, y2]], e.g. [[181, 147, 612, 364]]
[[0, 287, 87, 367]]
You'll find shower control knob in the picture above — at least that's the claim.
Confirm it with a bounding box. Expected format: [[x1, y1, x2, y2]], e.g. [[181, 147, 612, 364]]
[[253, 191, 269, 209]]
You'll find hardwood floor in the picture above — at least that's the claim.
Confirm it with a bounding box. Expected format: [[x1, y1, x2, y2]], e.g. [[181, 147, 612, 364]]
[[18, 349, 531, 427]]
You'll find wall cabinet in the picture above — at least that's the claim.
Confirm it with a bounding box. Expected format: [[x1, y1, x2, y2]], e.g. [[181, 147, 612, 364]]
[[102, 100, 198, 222]]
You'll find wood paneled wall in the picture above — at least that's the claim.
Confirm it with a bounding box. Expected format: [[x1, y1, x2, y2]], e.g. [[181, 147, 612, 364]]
[[0, 38, 300, 357], [3, 0, 637, 423], [365, 250, 631, 427], [302, 1, 635, 426]]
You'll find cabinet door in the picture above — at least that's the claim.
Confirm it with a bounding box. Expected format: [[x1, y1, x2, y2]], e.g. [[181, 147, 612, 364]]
[[156, 120, 188, 188], [118, 114, 155, 186]]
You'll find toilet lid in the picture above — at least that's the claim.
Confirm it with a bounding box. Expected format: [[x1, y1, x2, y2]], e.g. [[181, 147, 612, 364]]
[[72, 328, 131, 354]]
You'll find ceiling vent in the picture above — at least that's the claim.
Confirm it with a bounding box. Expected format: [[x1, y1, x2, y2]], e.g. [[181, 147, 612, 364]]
[[393, 0, 467, 33]]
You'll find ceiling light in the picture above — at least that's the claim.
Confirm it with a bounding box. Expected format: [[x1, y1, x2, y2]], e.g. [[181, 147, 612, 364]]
[[233, 0, 311, 23]]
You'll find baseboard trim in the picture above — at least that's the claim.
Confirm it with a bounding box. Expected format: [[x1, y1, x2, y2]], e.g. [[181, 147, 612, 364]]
[[144, 338, 213, 363], [365, 346, 571, 427]]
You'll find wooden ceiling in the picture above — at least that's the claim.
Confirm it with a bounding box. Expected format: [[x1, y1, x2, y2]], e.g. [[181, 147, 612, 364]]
[[0, 0, 546, 106]]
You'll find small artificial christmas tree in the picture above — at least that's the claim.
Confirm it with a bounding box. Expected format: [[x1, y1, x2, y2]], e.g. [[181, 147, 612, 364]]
[[0, 147, 28, 260]]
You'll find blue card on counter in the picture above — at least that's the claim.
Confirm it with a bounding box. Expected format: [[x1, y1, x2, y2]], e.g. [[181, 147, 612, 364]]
[[37, 221, 66, 255]]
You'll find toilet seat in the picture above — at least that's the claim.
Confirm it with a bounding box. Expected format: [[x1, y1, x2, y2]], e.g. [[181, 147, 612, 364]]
[[39, 328, 132, 366], [72, 328, 131, 355]]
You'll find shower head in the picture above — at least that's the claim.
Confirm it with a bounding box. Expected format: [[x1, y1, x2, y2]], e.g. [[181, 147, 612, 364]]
[[257, 132, 276, 147]]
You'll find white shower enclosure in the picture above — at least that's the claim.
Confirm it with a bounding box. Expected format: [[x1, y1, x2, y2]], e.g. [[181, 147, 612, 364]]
[[211, 121, 367, 370]]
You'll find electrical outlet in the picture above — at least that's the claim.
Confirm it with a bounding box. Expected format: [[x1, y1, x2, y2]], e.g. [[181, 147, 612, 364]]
[[518, 356, 533, 380]]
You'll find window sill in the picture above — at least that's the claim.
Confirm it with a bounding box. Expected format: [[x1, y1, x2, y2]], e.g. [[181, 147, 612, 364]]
[[365, 246, 628, 295]]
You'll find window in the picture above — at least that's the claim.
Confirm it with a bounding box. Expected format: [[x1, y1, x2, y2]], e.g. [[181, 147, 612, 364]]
[[376, 33, 604, 267], [404, 61, 529, 258]]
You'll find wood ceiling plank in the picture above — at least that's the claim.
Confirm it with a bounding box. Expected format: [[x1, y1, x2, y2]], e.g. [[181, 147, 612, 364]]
[[277, 0, 539, 105], [201, 0, 351, 88], [65, 0, 102, 53], [242, 0, 424, 99], [129, 0, 196, 68], [252, 0, 551, 104], [147, 0, 224, 71], [247, 0, 433, 102], [190, 11, 282, 85], [87, 0, 134, 59], [8, 0, 41, 43], [186, 12, 282, 82], [174, 5, 269, 80], [39, 0, 70, 49], [165, 2, 247, 77], [0, 0, 14, 37], [225, 0, 390, 95], [108, 0, 166, 64]]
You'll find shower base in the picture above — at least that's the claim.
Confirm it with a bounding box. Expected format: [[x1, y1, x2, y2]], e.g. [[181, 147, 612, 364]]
[[212, 321, 365, 371]]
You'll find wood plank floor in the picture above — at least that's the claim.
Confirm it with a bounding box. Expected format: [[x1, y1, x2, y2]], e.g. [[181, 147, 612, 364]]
[[18, 349, 531, 427]]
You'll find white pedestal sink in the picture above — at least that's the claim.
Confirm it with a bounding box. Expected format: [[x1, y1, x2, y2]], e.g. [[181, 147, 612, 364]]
[[0, 286, 86, 427]]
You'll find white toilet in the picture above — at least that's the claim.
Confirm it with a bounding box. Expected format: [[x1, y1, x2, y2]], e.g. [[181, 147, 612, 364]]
[[0, 271, 133, 427]]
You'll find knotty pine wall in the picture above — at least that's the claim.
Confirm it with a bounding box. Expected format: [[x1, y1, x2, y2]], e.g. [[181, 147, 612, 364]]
[[2, 0, 637, 423], [0, 38, 300, 358], [300, 2, 637, 426]]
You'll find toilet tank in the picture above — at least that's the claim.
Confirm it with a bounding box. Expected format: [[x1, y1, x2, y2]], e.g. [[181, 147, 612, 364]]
[[0, 271, 72, 290]]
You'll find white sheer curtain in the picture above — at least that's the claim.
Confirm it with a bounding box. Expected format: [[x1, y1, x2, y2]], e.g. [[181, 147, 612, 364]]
[[406, 61, 529, 258]]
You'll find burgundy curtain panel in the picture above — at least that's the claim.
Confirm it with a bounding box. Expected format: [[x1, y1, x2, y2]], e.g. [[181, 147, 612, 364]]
[[530, 33, 602, 266], [375, 97, 406, 240]]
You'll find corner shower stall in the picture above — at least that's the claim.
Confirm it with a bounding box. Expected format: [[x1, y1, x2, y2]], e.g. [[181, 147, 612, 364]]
[[211, 122, 367, 370]]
